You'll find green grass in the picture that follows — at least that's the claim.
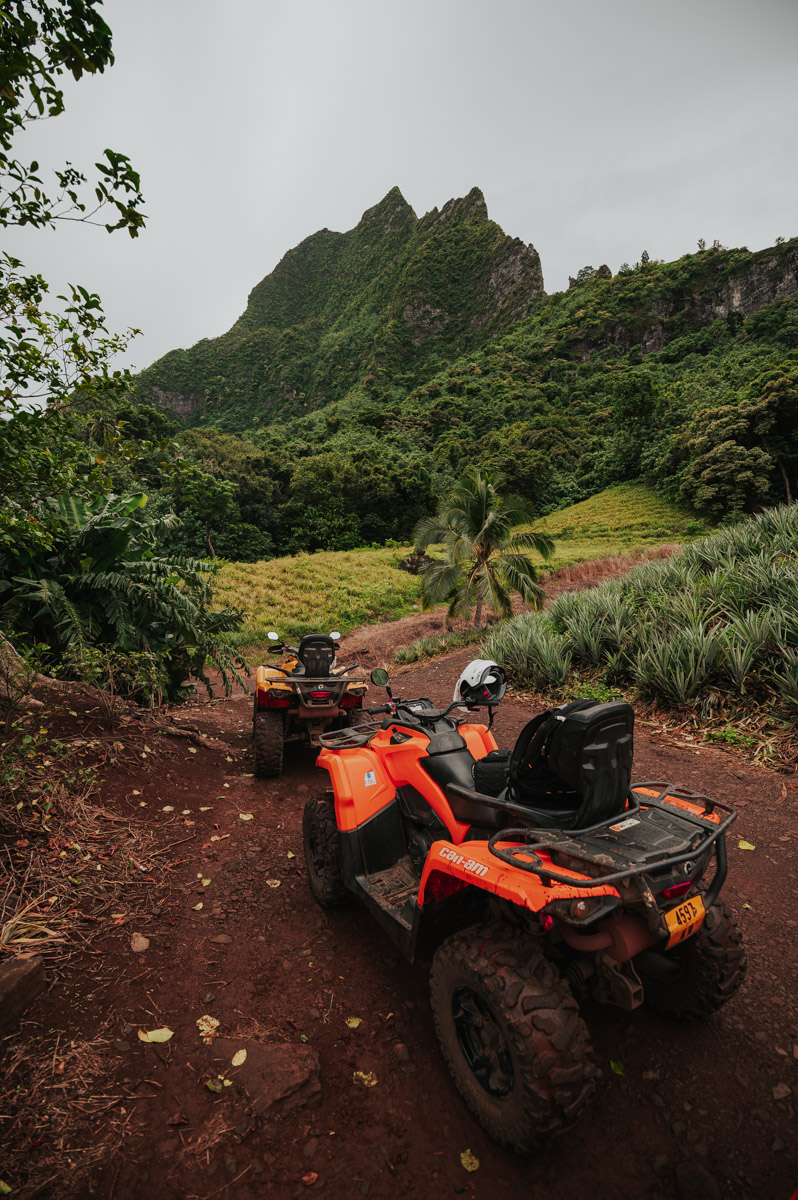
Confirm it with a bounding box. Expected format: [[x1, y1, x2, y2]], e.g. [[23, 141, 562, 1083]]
[[531, 484, 705, 569], [393, 627, 488, 665], [215, 485, 698, 655], [216, 545, 419, 650]]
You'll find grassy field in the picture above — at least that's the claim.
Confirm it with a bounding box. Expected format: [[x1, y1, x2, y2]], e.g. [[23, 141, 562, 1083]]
[[216, 546, 419, 650], [218, 485, 701, 653], [531, 484, 704, 570]]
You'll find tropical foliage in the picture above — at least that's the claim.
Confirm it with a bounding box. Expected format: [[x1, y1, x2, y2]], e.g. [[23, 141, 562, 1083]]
[[0, 492, 246, 702], [126, 229, 798, 559], [484, 505, 798, 714], [413, 473, 554, 625]]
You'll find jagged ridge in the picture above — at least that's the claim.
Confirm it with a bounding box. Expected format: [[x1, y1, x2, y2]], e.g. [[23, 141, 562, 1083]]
[[137, 187, 545, 427]]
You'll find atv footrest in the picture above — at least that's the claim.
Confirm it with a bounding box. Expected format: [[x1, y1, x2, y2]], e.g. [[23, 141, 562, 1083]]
[[364, 857, 418, 925], [352, 857, 420, 959]]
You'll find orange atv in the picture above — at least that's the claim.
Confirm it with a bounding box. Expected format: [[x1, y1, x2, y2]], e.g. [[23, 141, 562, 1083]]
[[302, 662, 746, 1151], [252, 631, 367, 778]]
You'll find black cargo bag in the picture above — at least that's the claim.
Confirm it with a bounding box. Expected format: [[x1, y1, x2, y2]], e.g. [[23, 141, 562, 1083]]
[[507, 699, 634, 828], [472, 749, 512, 797]]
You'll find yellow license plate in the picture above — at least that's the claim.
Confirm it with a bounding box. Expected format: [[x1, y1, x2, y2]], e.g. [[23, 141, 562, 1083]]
[[664, 894, 706, 948]]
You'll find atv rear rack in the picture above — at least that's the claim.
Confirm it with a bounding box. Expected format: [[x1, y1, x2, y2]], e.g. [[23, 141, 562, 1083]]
[[486, 783, 736, 909]]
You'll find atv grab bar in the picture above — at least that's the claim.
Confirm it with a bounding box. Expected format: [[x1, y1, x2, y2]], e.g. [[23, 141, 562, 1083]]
[[486, 783, 736, 906]]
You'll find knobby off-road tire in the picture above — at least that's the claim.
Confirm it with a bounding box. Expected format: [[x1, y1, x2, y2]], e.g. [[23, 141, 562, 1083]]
[[429, 923, 596, 1152], [253, 710, 284, 779], [634, 900, 747, 1019], [302, 792, 352, 908]]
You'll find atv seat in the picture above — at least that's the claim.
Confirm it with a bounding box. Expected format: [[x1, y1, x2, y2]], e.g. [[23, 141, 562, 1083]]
[[295, 635, 337, 678], [463, 700, 635, 831]]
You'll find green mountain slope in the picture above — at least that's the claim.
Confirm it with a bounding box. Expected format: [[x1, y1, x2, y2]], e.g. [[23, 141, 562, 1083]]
[[124, 210, 797, 562], [136, 187, 545, 429]]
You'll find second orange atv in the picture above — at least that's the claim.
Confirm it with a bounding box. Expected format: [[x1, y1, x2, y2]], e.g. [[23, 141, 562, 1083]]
[[302, 661, 747, 1151], [253, 631, 366, 778]]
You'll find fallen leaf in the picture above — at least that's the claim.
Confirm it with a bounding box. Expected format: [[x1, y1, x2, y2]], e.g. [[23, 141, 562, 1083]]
[[192, 902, 203, 911], [266, 879, 281, 888], [205, 1076, 223, 1093], [182, 809, 191, 815], [0, 1181, 11, 1196], [132, 790, 141, 796], [345, 1017, 362, 1029], [241, 773, 254, 778], [302, 1173, 318, 1187], [187, 747, 197, 754], [197, 1014, 220, 1043], [460, 1149, 480, 1172], [610, 1060, 624, 1075], [162, 805, 174, 812], [353, 1070, 377, 1088], [287, 851, 296, 859], [199, 806, 212, 812], [226, 755, 233, 762], [231, 1049, 247, 1067], [738, 839, 756, 851], [201, 878, 211, 887], [239, 813, 254, 821], [138, 1027, 174, 1044]]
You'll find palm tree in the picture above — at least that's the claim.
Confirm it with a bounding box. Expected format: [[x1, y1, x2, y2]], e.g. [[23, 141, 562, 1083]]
[[413, 472, 555, 627]]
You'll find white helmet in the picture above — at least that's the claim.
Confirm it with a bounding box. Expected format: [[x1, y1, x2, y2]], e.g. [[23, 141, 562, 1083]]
[[453, 659, 507, 707]]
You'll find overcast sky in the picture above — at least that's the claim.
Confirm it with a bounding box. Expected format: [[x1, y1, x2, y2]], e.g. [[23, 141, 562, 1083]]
[[5, 0, 798, 373]]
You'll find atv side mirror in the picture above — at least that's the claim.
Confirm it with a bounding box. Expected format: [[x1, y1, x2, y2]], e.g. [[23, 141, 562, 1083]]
[[267, 631, 279, 641], [370, 668, 390, 688], [330, 631, 341, 641]]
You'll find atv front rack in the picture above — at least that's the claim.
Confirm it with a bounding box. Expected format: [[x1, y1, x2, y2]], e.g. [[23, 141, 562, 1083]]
[[486, 783, 736, 910]]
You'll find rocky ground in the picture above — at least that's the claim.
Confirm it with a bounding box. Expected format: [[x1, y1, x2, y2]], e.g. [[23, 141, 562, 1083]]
[[1, 646, 797, 1200]]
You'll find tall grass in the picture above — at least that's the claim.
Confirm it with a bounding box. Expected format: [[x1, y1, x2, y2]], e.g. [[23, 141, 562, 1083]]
[[485, 505, 798, 712], [216, 546, 419, 650]]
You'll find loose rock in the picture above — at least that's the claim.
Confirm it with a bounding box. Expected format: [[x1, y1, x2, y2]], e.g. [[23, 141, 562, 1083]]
[[130, 932, 150, 953]]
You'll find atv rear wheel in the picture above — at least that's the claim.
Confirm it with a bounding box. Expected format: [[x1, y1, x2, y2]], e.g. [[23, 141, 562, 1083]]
[[302, 792, 352, 907], [253, 710, 284, 778], [429, 923, 596, 1152], [634, 900, 746, 1019]]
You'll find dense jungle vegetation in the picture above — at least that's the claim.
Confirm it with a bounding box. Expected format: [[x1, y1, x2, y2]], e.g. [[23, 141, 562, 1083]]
[[123, 227, 798, 561]]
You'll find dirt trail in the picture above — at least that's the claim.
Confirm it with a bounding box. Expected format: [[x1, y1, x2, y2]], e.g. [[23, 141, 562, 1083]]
[[5, 649, 798, 1200]]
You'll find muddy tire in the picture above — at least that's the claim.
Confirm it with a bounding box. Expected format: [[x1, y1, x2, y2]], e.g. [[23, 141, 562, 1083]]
[[302, 792, 352, 907], [253, 710, 284, 778], [429, 923, 596, 1152], [634, 900, 746, 1019]]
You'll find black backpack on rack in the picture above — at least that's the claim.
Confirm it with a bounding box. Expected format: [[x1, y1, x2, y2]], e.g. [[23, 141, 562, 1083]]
[[473, 699, 635, 830]]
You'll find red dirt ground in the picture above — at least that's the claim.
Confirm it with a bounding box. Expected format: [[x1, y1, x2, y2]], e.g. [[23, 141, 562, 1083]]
[[4, 647, 798, 1200]]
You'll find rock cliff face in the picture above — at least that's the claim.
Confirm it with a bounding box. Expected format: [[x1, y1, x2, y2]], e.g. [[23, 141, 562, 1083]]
[[576, 243, 798, 358], [136, 187, 545, 429]]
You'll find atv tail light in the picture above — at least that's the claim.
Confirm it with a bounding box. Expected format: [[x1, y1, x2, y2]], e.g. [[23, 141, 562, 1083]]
[[340, 694, 363, 708], [661, 881, 692, 900], [308, 690, 332, 700], [258, 692, 291, 709]]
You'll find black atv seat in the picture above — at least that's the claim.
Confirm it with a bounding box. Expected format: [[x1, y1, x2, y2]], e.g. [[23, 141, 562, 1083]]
[[296, 635, 336, 678], [461, 700, 635, 831]]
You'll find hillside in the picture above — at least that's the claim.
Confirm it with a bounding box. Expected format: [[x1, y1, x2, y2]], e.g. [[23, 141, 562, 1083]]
[[122, 221, 798, 561], [136, 187, 545, 429]]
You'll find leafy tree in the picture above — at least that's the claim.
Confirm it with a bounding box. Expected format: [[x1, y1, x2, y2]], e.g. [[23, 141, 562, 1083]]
[[0, 492, 246, 701], [679, 402, 775, 517], [0, 0, 144, 236], [413, 472, 555, 627]]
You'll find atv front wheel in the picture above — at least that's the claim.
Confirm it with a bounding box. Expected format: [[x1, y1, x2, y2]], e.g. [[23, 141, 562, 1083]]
[[302, 792, 352, 907], [429, 923, 596, 1152], [253, 710, 284, 778], [634, 900, 746, 1019]]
